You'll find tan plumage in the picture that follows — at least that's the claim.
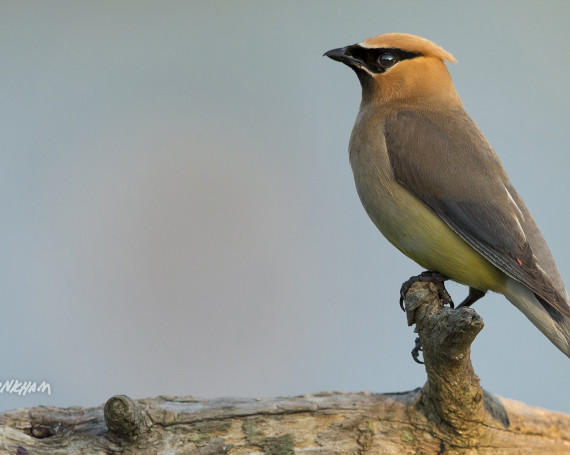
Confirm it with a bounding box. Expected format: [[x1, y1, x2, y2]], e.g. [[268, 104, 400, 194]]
[[325, 33, 570, 358]]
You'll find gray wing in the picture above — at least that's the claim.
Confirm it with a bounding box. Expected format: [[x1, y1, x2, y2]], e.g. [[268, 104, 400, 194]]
[[384, 109, 570, 316]]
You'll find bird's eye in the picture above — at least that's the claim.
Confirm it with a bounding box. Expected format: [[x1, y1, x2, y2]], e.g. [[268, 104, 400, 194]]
[[378, 53, 397, 68]]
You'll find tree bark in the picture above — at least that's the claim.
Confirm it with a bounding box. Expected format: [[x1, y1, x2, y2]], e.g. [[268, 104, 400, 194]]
[[2, 280, 570, 454]]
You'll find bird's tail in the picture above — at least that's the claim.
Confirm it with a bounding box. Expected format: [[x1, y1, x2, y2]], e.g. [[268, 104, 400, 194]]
[[504, 278, 570, 358]]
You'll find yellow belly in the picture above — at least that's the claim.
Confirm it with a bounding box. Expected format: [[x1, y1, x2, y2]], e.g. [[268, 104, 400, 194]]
[[348, 107, 507, 293], [353, 165, 507, 294]]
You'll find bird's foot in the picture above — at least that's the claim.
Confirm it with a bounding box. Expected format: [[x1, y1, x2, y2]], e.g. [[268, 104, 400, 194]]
[[400, 271, 454, 364], [399, 271, 453, 311], [456, 287, 486, 309], [411, 334, 424, 364]]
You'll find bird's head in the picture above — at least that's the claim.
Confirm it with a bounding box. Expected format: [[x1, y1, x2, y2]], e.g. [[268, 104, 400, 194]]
[[325, 33, 458, 106]]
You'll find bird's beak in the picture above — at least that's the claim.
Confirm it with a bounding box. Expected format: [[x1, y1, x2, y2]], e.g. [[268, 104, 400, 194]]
[[323, 46, 348, 60], [324, 45, 368, 72], [324, 46, 353, 64]]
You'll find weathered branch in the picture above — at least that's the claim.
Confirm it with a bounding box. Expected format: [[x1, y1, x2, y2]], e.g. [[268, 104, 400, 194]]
[[2, 281, 570, 454], [404, 280, 509, 440]]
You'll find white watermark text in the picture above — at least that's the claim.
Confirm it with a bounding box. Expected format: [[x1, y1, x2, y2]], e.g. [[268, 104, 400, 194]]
[[0, 380, 51, 396]]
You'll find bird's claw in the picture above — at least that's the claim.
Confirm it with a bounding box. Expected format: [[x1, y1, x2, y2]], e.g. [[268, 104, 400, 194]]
[[411, 337, 424, 364], [399, 271, 453, 364], [399, 271, 451, 311], [399, 294, 406, 312]]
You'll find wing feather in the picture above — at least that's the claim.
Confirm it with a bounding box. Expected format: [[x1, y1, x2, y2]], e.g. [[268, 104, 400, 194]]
[[384, 109, 570, 316]]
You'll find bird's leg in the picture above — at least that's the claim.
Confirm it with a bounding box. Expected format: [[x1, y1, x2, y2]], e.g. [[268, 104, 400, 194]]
[[456, 287, 486, 309], [399, 271, 453, 311]]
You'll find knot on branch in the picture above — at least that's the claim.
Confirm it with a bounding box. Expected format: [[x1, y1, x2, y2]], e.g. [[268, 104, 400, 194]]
[[403, 280, 509, 437], [104, 395, 150, 441]]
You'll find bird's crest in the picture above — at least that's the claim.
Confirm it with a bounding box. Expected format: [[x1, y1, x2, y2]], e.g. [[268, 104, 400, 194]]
[[360, 33, 457, 63]]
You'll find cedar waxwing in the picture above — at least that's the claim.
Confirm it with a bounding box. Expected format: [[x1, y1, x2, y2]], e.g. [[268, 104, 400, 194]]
[[325, 33, 570, 358]]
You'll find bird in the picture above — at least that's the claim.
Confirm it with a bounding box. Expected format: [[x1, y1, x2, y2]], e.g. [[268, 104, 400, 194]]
[[324, 33, 570, 358]]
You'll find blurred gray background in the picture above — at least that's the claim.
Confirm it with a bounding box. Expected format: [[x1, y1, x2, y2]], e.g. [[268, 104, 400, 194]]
[[2, 1, 570, 413]]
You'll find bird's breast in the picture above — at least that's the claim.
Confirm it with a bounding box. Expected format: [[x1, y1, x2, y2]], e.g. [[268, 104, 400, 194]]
[[348, 113, 506, 293]]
